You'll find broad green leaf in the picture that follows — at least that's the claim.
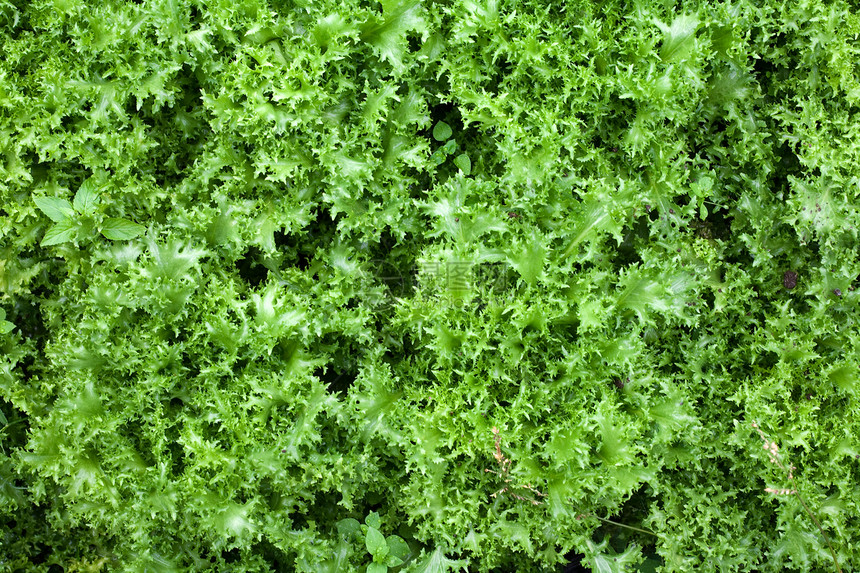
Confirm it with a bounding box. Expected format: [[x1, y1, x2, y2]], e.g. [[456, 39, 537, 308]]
[[453, 153, 471, 175], [101, 218, 145, 240], [545, 426, 590, 466], [707, 64, 751, 106], [788, 177, 847, 236], [33, 196, 74, 222], [368, 563, 388, 573], [429, 147, 448, 166], [595, 402, 631, 465], [0, 308, 13, 333], [366, 512, 382, 530], [366, 527, 388, 560], [41, 219, 77, 246], [387, 535, 410, 561], [73, 179, 101, 215], [433, 121, 452, 141], [336, 518, 362, 539], [648, 390, 698, 442]]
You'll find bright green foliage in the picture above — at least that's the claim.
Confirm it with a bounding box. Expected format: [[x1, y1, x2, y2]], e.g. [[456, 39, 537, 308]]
[[1, 0, 860, 571], [333, 512, 414, 570], [33, 177, 144, 245]]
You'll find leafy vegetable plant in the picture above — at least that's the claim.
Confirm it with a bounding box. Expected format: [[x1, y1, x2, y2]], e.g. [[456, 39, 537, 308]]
[[1, 0, 859, 571]]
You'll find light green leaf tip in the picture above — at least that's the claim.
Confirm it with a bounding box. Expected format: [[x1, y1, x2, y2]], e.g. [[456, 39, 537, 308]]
[[74, 179, 101, 215]]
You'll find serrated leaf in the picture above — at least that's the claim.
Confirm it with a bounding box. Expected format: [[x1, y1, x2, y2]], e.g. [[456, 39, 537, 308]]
[[322, 538, 352, 573], [361, 0, 427, 70], [433, 121, 452, 141], [101, 218, 145, 240], [585, 539, 643, 573], [366, 527, 388, 560], [655, 14, 699, 63], [771, 522, 818, 569], [507, 241, 546, 285], [41, 219, 77, 246], [828, 364, 857, 392], [561, 199, 621, 258], [73, 179, 101, 214], [33, 196, 75, 222], [613, 268, 664, 323], [410, 548, 467, 573]]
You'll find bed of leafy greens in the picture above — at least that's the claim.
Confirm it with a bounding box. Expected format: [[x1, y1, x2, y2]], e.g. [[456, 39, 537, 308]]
[[1, 0, 859, 571]]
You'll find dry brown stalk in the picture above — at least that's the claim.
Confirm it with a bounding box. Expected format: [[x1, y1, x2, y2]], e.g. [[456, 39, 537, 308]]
[[751, 421, 842, 573], [484, 426, 546, 506]]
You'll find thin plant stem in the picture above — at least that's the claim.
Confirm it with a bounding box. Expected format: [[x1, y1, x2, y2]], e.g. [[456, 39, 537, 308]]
[[591, 515, 660, 538], [1, 418, 25, 430], [576, 512, 660, 539], [791, 485, 842, 573]]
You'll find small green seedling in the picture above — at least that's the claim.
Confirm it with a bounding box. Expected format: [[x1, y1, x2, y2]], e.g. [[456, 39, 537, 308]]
[[34, 178, 145, 246], [336, 512, 412, 572]]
